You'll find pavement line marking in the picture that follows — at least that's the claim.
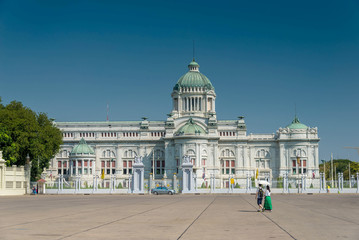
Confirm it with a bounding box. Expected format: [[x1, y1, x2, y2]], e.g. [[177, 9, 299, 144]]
[[274, 198, 359, 226], [57, 197, 186, 240], [0, 198, 153, 230], [240, 195, 297, 240], [177, 196, 217, 240]]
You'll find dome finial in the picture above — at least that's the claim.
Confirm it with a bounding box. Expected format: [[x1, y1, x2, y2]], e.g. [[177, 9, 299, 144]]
[[193, 40, 195, 62]]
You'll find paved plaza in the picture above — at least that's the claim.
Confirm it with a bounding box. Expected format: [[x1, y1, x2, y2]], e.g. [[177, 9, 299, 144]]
[[0, 194, 358, 240]]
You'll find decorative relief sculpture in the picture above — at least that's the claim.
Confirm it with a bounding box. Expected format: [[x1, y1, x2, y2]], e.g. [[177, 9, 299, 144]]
[[183, 155, 191, 164], [134, 156, 143, 164]]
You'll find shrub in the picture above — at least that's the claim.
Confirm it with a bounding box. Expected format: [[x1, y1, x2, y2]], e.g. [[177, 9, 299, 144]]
[[235, 183, 240, 188], [310, 183, 313, 188], [117, 183, 123, 189]]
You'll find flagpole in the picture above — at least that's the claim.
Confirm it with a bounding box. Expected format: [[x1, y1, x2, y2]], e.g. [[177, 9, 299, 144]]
[[331, 153, 333, 187]]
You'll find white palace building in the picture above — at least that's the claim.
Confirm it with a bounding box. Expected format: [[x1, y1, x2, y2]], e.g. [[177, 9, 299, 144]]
[[49, 59, 320, 188]]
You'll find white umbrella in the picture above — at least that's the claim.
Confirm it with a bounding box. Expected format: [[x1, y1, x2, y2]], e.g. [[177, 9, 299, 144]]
[[258, 180, 270, 186]]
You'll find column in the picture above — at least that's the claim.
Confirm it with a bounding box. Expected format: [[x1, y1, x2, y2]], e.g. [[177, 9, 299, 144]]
[[116, 146, 122, 175], [76, 160, 78, 175], [178, 95, 182, 112], [196, 143, 200, 168], [235, 145, 239, 175], [81, 160, 84, 176], [212, 97, 216, 112], [315, 146, 319, 174], [95, 146, 101, 176], [87, 161, 90, 175]]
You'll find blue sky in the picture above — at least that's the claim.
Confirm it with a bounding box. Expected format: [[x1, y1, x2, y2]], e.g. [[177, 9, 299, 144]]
[[1, 0, 359, 161]]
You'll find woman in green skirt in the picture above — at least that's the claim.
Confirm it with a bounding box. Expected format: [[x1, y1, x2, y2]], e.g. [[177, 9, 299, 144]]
[[263, 185, 272, 212]]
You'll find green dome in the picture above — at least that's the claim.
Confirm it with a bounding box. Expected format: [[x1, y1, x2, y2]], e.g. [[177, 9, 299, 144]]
[[286, 116, 308, 129], [173, 60, 214, 91], [188, 60, 199, 67], [70, 138, 95, 155], [176, 118, 206, 135]]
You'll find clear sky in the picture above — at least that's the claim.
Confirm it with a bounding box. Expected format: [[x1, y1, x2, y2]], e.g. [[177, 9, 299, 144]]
[[1, 0, 359, 162]]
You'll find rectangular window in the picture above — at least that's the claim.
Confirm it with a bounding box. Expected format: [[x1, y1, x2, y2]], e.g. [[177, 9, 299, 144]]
[[64, 161, 67, 168], [84, 160, 88, 167], [78, 161, 81, 167], [58, 161, 61, 168], [202, 159, 206, 166], [84, 168, 88, 174], [226, 160, 229, 168], [58, 169, 61, 175], [129, 161, 132, 168], [157, 161, 160, 168], [112, 161, 115, 167], [292, 160, 296, 167], [231, 160, 235, 167], [78, 169, 82, 175], [303, 160, 307, 167], [112, 169, 116, 174], [63, 169, 67, 175], [102, 161, 105, 168], [162, 161, 165, 168], [124, 169, 127, 174], [107, 169, 110, 174], [123, 161, 127, 168], [106, 161, 110, 167]]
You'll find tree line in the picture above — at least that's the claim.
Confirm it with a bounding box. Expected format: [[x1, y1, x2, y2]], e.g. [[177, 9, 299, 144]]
[[319, 159, 359, 180], [0, 98, 62, 181]]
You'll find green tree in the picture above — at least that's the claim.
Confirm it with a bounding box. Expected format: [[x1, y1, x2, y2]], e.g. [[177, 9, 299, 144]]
[[0, 99, 63, 180], [319, 159, 359, 180]]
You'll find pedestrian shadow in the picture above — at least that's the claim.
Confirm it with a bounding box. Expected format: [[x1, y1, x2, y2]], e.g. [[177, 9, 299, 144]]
[[237, 210, 258, 212]]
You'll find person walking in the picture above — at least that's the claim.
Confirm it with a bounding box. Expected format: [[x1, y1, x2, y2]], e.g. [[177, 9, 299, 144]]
[[255, 184, 264, 212], [263, 185, 272, 212]]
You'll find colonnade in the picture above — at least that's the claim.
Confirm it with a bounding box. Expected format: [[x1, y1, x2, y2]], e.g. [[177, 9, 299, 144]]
[[69, 159, 95, 176], [182, 97, 203, 112]]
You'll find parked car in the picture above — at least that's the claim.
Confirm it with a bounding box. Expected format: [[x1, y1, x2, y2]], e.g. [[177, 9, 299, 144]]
[[151, 186, 175, 195]]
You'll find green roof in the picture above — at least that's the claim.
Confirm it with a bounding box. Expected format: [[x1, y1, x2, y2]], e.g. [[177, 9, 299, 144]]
[[188, 60, 199, 67], [176, 118, 206, 135], [70, 138, 95, 155], [173, 60, 214, 91], [286, 116, 308, 129]]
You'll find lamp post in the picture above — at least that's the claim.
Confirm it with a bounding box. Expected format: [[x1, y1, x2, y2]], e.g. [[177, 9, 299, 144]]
[[296, 156, 300, 193], [152, 150, 155, 180]]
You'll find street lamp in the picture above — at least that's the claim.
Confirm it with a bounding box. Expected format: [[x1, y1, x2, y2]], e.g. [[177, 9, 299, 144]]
[[297, 156, 301, 192]]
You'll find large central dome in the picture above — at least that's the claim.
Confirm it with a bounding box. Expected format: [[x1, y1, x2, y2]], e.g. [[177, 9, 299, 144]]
[[173, 59, 214, 91]]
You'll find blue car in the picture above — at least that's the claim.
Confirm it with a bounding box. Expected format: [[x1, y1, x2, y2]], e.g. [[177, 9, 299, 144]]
[[151, 186, 175, 195]]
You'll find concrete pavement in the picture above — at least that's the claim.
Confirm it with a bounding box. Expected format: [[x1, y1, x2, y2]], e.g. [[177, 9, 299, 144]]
[[0, 194, 358, 240]]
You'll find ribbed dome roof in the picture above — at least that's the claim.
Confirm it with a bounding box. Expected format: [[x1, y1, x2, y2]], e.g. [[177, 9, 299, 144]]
[[176, 118, 206, 136], [70, 138, 95, 155], [286, 116, 308, 129], [173, 60, 214, 91]]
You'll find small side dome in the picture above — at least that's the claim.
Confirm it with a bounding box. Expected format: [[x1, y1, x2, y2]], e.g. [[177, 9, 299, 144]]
[[286, 116, 308, 129], [176, 118, 206, 136], [173, 59, 214, 91], [70, 138, 95, 155]]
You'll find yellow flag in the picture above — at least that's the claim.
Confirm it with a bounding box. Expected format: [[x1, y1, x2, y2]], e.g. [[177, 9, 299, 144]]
[[101, 169, 105, 179], [256, 169, 258, 179]]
